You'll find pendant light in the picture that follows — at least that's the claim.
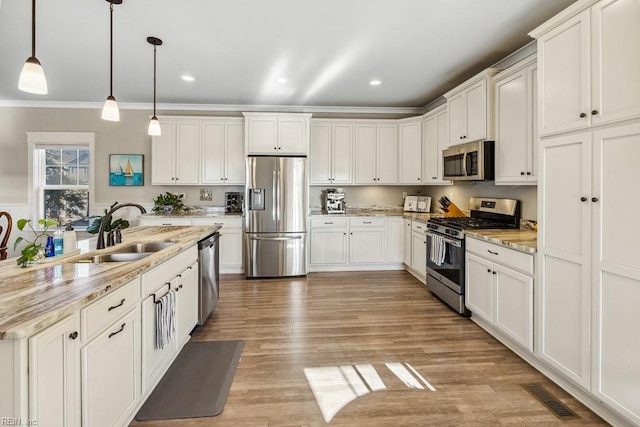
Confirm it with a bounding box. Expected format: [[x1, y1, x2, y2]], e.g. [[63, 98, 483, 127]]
[[101, 0, 123, 121], [147, 36, 163, 136], [18, 0, 47, 94]]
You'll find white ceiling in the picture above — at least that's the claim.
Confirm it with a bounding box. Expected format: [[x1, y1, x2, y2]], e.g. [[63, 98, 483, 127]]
[[0, 0, 576, 112]]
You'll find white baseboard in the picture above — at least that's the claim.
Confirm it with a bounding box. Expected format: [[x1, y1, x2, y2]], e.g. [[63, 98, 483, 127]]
[[308, 263, 405, 273]]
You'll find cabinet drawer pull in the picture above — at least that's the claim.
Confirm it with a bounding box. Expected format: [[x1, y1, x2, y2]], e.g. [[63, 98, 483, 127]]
[[487, 250, 499, 255], [69, 331, 78, 340], [324, 222, 333, 225], [162, 223, 172, 226], [107, 298, 125, 312], [363, 221, 372, 224], [108, 323, 126, 339]]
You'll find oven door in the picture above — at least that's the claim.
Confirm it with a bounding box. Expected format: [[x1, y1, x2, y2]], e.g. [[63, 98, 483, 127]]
[[425, 231, 465, 294]]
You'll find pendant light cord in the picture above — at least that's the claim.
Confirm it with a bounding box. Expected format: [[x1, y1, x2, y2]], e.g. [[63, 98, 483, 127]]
[[109, 2, 114, 96], [153, 44, 157, 116], [31, 0, 36, 57]]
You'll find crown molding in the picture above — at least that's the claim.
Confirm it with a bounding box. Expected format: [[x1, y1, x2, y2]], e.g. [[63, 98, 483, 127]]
[[0, 100, 424, 116]]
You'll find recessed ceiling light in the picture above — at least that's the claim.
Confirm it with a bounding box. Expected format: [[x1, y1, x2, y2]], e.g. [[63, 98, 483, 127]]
[[276, 77, 288, 84], [181, 75, 195, 82], [369, 79, 381, 86]]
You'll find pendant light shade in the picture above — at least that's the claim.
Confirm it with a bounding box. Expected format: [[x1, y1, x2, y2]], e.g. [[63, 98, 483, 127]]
[[148, 116, 161, 136], [147, 36, 163, 136], [102, 0, 123, 122], [19, 0, 47, 94]]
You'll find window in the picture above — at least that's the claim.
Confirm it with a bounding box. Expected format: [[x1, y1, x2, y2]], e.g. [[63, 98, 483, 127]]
[[27, 132, 95, 229]]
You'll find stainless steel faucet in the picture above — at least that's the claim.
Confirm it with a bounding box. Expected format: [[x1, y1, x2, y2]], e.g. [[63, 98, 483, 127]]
[[96, 203, 147, 250]]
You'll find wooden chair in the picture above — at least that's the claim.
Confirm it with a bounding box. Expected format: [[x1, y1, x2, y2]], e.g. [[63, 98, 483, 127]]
[[0, 211, 12, 260]]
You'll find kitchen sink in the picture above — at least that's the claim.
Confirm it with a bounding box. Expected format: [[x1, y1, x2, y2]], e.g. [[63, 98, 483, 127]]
[[76, 252, 152, 263], [112, 241, 176, 254]]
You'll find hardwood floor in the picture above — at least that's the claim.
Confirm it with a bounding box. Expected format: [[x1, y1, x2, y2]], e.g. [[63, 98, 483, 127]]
[[131, 271, 608, 426]]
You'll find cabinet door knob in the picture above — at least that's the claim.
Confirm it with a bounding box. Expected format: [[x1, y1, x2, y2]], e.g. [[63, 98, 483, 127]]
[[591, 110, 599, 115], [520, 172, 525, 175], [580, 197, 588, 202], [278, 147, 281, 150], [487, 268, 491, 273], [417, 177, 420, 181], [69, 331, 78, 340], [432, 176, 437, 180], [592, 197, 599, 202], [492, 271, 497, 275], [459, 136, 463, 140], [579, 112, 587, 118], [526, 172, 531, 176]]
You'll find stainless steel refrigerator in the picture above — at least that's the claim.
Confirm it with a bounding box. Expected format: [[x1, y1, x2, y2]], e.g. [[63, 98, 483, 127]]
[[245, 156, 307, 278]]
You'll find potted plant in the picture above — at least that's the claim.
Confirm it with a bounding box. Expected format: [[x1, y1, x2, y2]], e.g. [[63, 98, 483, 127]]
[[152, 192, 190, 214], [13, 218, 58, 267], [86, 201, 130, 235]]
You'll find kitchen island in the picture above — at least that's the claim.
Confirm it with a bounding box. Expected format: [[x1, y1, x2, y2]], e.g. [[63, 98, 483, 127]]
[[0, 225, 219, 427]]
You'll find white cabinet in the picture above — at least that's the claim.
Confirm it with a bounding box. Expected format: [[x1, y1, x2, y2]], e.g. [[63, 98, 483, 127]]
[[243, 113, 311, 155], [310, 121, 353, 184], [355, 122, 397, 184], [151, 118, 200, 185], [494, 56, 538, 184], [537, 132, 592, 388], [421, 105, 451, 184], [397, 118, 422, 184], [532, 0, 640, 136], [309, 217, 348, 265], [444, 69, 500, 145], [386, 217, 403, 264], [349, 217, 385, 264], [410, 221, 427, 278], [175, 262, 198, 343], [466, 237, 534, 351], [81, 307, 140, 427], [29, 314, 80, 427], [138, 216, 193, 226], [539, 125, 640, 425], [192, 217, 244, 273], [403, 218, 412, 266], [201, 119, 245, 185]]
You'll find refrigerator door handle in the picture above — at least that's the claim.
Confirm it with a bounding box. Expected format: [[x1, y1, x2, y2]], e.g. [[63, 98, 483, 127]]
[[272, 170, 277, 222], [248, 235, 303, 241], [276, 170, 281, 222]]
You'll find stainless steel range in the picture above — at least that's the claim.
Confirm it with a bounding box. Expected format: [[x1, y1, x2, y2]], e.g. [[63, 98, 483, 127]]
[[425, 197, 520, 315]]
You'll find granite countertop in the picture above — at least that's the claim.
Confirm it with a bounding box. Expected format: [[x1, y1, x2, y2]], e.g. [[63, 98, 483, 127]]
[[0, 225, 220, 340], [464, 229, 537, 254]]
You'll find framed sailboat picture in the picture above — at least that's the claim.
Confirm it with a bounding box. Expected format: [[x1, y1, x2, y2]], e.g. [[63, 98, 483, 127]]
[[109, 154, 144, 186]]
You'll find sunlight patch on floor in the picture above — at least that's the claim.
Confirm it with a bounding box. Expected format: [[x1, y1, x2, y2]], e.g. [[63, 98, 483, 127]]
[[304, 362, 435, 422]]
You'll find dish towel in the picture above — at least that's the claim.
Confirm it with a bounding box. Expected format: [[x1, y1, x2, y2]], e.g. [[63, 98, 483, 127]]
[[430, 234, 446, 266], [156, 289, 176, 350]]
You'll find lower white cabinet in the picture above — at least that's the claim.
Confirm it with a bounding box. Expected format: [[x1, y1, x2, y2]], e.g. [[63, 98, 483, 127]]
[[410, 222, 427, 279], [403, 218, 412, 266], [465, 236, 534, 351], [349, 217, 385, 264], [308, 216, 404, 271], [309, 218, 348, 264], [175, 262, 198, 344], [29, 314, 80, 427], [81, 307, 140, 427]]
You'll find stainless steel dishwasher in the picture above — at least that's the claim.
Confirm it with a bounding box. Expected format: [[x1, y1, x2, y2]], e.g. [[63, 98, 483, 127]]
[[197, 232, 219, 325]]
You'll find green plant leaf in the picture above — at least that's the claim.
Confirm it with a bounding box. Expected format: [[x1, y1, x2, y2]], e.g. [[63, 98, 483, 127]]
[[39, 218, 58, 228], [17, 218, 30, 231], [13, 236, 25, 251]]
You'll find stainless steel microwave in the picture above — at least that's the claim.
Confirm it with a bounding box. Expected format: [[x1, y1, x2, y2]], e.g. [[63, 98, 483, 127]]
[[442, 140, 495, 181]]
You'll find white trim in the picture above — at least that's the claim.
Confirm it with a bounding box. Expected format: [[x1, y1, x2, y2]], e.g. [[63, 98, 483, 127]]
[[26, 132, 96, 225], [0, 100, 423, 116]]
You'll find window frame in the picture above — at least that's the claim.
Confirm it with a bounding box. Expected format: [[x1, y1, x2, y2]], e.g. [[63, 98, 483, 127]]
[[27, 132, 96, 230]]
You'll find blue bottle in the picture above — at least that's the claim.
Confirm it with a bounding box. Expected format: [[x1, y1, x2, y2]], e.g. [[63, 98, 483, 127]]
[[53, 226, 64, 256], [45, 236, 55, 257]]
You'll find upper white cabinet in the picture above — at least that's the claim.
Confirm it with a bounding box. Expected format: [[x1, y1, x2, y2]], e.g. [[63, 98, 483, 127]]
[[355, 122, 397, 184], [201, 119, 245, 185], [421, 105, 451, 185], [151, 119, 200, 185], [397, 118, 422, 184], [310, 121, 353, 185], [444, 69, 501, 146], [531, 0, 640, 136], [494, 56, 538, 184], [243, 113, 311, 155], [152, 116, 245, 186]]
